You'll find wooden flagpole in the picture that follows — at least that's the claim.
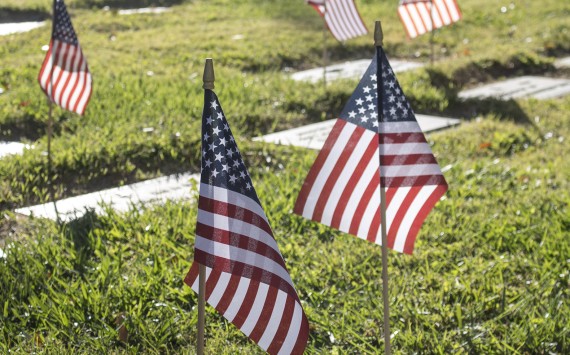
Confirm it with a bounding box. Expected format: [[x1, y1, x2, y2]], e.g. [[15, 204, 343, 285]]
[[197, 58, 215, 355], [429, 0, 435, 65], [47, 21, 60, 222], [322, 1, 328, 87], [374, 21, 392, 355]]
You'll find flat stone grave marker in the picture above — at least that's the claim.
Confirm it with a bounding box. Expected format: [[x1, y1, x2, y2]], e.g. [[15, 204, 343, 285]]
[[291, 59, 424, 83], [554, 56, 570, 69], [0, 21, 45, 36], [117, 7, 171, 15], [0, 142, 26, 158], [15, 172, 199, 222], [254, 114, 460, 150], [458, 76, 570, 100]]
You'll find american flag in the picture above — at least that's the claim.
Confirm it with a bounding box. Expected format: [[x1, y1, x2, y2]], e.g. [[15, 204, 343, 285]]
[[398, 0, 462, 39], [307, 0, 368, 42], [185, 89, 309, 354], [294, 49, 448, 254], [38, 0, 92, 115]]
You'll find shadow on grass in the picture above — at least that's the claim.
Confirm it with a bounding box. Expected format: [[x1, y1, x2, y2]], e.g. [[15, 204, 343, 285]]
[[449, 97, 532, 125], [78, 0, 187, 9], [0, 9, 50, 23], [0, 116, 47, 142], [62, 209, 100, 273]]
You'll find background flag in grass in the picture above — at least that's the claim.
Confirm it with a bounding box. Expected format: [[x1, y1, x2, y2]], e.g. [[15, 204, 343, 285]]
[[307, 0, 368, 41], [38, 0, 92, 115], [398, 0, 462, 39], [185, 89, 309, 354], [294, 50, 448, 254]]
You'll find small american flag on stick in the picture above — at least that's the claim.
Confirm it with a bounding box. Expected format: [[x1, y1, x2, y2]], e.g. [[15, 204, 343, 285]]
[[398, 0, 462, 39], [185, 88, 309, 354], [38, 0, 92, 115], [294, 49, 448, 254], [307, 0, 368, 42]]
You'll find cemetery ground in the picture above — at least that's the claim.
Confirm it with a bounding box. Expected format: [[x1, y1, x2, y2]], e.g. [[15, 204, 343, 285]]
[[0, 0, 569, 353]]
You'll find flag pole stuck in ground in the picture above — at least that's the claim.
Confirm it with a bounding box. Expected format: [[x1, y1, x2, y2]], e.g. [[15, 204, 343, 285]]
[[195, 58, 215, 355], [294, 17, 449, 353], [374, 21, 392, 355], [38, 0, 93, 221], [185, 58, 309, 355]]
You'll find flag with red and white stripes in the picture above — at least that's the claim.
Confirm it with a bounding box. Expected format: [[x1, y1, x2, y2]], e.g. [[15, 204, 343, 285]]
[[294, 49, 448, 254], [307, 0, 368, 42], [184, 89, 309, 354], [38, 0, 92, 115], [398, 0, 462, 39]]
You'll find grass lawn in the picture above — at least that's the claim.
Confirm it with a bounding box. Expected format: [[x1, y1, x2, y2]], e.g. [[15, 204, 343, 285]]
[[0, 0, 569, 353]]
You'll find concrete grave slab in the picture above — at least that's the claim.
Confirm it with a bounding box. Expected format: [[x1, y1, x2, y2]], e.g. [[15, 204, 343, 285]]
[[458, 76, 570, 100], [0, 21, 46, 36], [291, 59, 424, 83], [254, 114, 460, 150], [0, 142, 26, 158], [118, 7, 171, 15], [15, 172, 199, 222], [554, 57, 570, 69]]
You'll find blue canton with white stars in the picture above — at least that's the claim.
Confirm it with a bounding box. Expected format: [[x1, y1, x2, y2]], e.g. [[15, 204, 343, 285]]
[[53, 0, 78, 45], [339, 50, 415, 131], [201, 90, 260, 204]]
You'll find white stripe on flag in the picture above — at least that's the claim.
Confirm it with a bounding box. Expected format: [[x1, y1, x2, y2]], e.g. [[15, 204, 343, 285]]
[[200, 183, 268, 224], [385, 186, 410, 234], [194, 236, 294, 290], [241, 282, 270, 336], [392, 184, 437, 252], [444, 0, 461, 21], [207, 271, 232, 308], [382, 164, 443, 178], [197, 209, 281, 256], [357, 185, 380, 240], [380, 142, 434, 156], [302, 122, 356, 218], [434, 0, 452, 24], [398, 7, 418, 38], [321, 130, 376, 225], [339, 153, 379, 232], [278, 301, 304, 355], [257, 290, 288, 349], [379, 121, 423, 133], [223, 277, 251, 322]]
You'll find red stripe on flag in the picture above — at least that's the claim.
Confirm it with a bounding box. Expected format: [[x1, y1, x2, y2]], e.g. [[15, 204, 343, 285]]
[[71, 62, 89, 114], [381, 153, 438, 166], [64, 54, 84, 109], [366, 185, 398, 243], [231, 279, 261, 328], [294, 119, 347, 215], [291, 318, 310, 355], [198, 196, 273, 238], [382, 174, 447, 188], [195, 222, 287, 270], [194, 252, 298, 299], [403, 184, 447, 254], [380, 132, 427, 144], [312, 127, 364, 221], [57, 48, 78, 107], [214, 273, 243, 314], [330, 134, 378, 229], [205, 267, 222, 301], [249, 286, 279, 342], [184, 263, 200, 287], [267, 295, 296, 354], [348, 174, 378, 236], [387, 186, 422, 248]]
